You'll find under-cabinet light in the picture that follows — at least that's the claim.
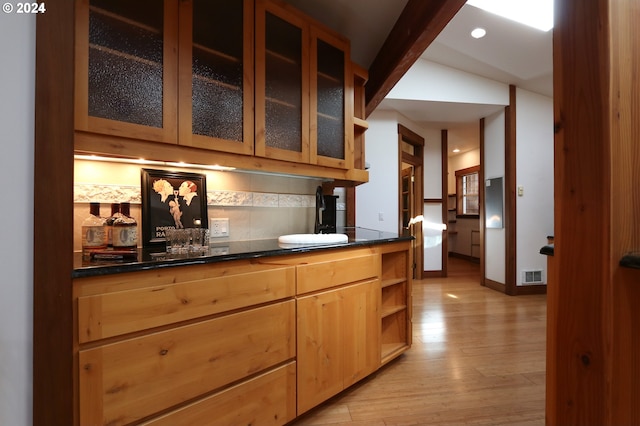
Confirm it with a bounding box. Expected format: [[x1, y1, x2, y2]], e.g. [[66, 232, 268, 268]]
[[74, 155, 236, 171]]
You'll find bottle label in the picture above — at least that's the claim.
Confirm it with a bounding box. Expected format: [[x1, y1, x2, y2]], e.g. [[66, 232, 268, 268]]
[[82, 225, 107, 248], [113, 226, 138, 248]]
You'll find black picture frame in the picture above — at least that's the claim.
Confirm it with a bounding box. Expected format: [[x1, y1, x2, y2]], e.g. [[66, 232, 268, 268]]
[[141, 168, 208, 247]]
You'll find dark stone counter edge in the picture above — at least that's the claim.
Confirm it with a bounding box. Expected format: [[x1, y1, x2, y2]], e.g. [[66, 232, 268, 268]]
[[539, 244, 554, 256], [540, 244, 640, 270], [620, 254, 640, 270], [73, 233, 414, 279]]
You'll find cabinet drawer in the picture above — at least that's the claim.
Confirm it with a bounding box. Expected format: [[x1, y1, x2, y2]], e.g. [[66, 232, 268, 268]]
[[296, 253, 379, 294], [77, 264, 295, 343], [78, 300, 295, 426], [142, 361, 296, 426]]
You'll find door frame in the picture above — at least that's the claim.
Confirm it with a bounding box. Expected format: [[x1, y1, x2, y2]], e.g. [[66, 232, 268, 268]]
[[397, 124, 424, 279]]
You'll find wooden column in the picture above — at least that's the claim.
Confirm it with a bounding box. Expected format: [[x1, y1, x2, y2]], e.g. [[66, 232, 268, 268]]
[[548, 0, 640, 424], [33, 0, 75, 424]]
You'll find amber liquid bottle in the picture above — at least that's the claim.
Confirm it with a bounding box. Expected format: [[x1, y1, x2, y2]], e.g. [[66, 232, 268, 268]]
[[112, 202, 138, 251], [105, 202, 121, 248], [81, 202, 107, 258]]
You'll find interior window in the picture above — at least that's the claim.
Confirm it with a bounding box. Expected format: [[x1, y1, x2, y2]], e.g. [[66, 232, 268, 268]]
[[456, 166, 480, 216]]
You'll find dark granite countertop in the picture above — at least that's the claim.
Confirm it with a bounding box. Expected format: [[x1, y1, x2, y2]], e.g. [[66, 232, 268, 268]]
[[73, 227, 413, 278], [540, 244, 554, 256], [620, 253, 640, 269]]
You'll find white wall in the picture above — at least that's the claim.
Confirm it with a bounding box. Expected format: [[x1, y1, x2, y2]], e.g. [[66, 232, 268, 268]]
[[0, 13, 35, 426], [357, 110, 447, 272], [516, 88, 554, 284], [484, 110, 506, 284], [448, 148, 480, 191], [423, 127, 443, 271], [387, 59, 509, 106], [356, 109, 400, 233]]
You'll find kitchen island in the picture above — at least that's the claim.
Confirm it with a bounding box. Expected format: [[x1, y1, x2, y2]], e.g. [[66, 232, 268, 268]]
[[73, 227, 412, 425]]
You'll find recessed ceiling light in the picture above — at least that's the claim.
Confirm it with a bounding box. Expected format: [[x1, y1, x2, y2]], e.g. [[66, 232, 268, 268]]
[[466, 0, 554, 32], [471, 27, 486, 38], [453, 148, 460, 153]]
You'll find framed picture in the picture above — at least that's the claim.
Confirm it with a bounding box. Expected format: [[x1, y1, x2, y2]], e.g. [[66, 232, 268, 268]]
[[141, 168, 208, 247]]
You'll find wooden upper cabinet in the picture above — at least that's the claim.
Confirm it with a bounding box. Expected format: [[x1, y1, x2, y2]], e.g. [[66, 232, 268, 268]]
[[74, 0, 179, 143], [255, 0, 310, 164], [178, 0, 255, 155], [311, 26, 353, 169], [256, 0, 354, 169]]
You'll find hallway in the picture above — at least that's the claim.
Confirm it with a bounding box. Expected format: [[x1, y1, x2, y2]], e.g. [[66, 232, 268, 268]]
[[294, 259, 547, 425]]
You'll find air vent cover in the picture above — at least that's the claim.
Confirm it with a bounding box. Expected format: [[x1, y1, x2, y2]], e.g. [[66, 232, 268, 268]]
[[521, 269, 543, 284]]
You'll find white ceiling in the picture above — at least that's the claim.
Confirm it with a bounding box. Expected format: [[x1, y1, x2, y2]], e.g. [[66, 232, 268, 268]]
[[282, 0, 553, 155]]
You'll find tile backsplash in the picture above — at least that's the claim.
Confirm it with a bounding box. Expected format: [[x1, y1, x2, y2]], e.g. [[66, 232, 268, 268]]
[[73, 159, 345, 251]]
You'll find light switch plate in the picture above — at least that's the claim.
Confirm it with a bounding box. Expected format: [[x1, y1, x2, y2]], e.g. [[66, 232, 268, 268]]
[[210, 218, 229, 237]]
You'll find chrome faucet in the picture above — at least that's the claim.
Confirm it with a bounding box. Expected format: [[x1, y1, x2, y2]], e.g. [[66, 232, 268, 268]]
[[314, 186, 330, 234]]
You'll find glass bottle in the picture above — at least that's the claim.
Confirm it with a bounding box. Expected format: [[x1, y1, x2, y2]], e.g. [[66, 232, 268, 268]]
[[81, 202, 107, 258], [112, 202, 138, 251], [105, 203, 121, 248]]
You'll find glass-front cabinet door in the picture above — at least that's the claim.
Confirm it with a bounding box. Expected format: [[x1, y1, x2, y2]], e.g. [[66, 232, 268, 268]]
[[255, 0, 310, 163], [75, 0, 178, 143], [178, 0, 254, 155], [311, 27, 353, 170]]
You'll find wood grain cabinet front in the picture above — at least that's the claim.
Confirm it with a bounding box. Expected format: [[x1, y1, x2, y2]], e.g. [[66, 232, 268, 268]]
[[293, 249, 381, 414], [255, 0, 355, 169], [78, 300, 295, 426], [76, 262, 295, 343], [74, 0, 179, 143], [296, 279, 380, 414]]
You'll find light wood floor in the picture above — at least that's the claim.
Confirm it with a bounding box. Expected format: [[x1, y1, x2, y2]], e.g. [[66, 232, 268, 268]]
[[293, 258, 547, 425]]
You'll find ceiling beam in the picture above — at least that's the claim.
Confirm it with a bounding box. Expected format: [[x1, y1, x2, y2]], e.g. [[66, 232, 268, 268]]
[[365, 0, 467, 117]]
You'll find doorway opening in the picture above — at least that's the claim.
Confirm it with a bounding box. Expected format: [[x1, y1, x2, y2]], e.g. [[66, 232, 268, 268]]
[[397, 124, 424, 279]]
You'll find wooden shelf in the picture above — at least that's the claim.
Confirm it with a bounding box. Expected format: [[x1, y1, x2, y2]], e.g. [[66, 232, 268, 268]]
[[89, 44, 161, 68], [381, 342, 409, 365], [381, 305, 406, 319], [193, 73, 241, 91], [193, 42, 240, 63], [90, 6, 160, 34], [381, 277, 405, 288]]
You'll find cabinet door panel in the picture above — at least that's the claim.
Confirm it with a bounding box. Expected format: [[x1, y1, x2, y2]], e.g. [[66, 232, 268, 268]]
[[310, 27, 353, 169], [342, 279, 381, 387], [75, 0, 178, 143], [296, 280, 380, 414], [142, 362, 297, 426], [79, 300, 295, 426], [179, 0, 255, 155], [296, 253, 379, 294], [77, 265, 295, 342], [255, 0, 309, 163], [297, 290, 344, 414]]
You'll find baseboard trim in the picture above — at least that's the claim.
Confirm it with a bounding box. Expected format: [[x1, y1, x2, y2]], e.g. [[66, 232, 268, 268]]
[[483, 278, 505, 293], [422, 270, 444, 278], [448, 252, 480, 264], [515, 284, 547, 295]]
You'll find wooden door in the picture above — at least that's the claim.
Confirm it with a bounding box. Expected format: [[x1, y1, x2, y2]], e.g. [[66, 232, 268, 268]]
[[74, 0, 179, 144]]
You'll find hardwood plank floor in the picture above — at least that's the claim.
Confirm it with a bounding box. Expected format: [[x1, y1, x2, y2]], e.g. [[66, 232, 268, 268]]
[[293, 258, 546, 425]]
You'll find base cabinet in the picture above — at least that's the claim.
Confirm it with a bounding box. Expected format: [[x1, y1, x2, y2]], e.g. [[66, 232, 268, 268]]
[[73, 243, 411, 425], [141, 362, 297, 426], [297, 279, 380, 414]]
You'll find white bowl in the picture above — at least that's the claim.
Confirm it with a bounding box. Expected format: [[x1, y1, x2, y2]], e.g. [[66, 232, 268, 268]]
[[278, 233, 348, 246]]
